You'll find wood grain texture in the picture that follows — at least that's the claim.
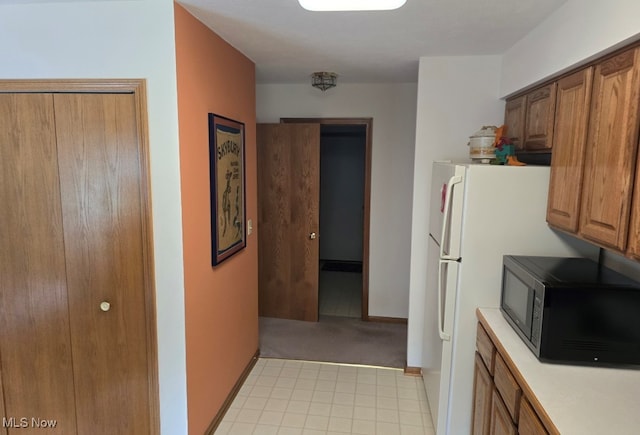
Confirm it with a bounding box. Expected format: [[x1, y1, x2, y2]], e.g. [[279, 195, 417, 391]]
[[494, 352, 522, 424], [504, 95, 527, 150], [476, 311, 560, 435], [490, 389, 517, 435], [579, 47, 640, 251], [257, 123, 320, 321], [628, 152, 640, 259], [471, 353, 493, 435], [0, 358, 4, 435], [547, 67, 593, 233], [524, 83, 557, 151], [518, 397, 549, 435], [290, 125, 320, 321], [0, 93, 78, 434], [476, 322, 496, 375], [54, 93, 151, 434]]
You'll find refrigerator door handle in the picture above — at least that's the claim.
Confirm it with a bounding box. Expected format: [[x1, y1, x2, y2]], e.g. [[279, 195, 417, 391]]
[[438, 258, 453, 341], [440, 175, 463, 260]]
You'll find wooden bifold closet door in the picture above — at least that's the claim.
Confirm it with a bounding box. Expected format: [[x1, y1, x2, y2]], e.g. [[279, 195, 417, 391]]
[[0, 89, 157, 434]]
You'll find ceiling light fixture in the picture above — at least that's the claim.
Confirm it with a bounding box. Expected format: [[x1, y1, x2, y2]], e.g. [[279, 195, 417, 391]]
[[311, 72, 337, 91], [298, 0, 406, 12]]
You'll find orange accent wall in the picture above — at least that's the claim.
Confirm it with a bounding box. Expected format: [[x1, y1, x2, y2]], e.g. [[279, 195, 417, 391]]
[[174, 4, 258, 434]]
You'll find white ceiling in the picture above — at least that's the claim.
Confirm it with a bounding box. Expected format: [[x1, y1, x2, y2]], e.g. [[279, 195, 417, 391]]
[[180, 0, 568, 85]]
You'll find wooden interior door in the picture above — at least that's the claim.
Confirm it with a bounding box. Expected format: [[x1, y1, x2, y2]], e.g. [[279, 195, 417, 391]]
[[0, 93, 78, 434], [257, 123, 320, 321], [53, 93, 153, 434]]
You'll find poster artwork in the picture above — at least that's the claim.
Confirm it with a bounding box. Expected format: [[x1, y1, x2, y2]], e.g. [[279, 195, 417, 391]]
[[209, 114, 246, 265]]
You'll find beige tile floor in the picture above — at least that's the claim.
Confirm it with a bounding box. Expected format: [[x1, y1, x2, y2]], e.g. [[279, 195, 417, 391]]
[[214, 358, 435, 435]]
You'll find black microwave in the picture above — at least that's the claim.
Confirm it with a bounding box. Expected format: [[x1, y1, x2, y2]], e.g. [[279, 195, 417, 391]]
[[500, 255, 640, 367]]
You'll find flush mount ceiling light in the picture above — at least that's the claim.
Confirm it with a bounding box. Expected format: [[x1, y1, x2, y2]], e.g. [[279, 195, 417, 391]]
[[299, 0, 406, 11], [311, 72, 337, 91]]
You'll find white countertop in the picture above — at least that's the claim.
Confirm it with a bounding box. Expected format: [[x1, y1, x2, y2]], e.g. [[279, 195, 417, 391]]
[[478, 308, 640, 435]]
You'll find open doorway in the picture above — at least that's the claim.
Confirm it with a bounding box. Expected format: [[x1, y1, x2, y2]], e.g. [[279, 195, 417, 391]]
[[281, 118, 372, 320], [318, 124, 366, 318]]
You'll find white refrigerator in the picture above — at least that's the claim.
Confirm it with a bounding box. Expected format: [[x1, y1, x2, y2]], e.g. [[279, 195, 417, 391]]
[[421, 161, 597, 435]]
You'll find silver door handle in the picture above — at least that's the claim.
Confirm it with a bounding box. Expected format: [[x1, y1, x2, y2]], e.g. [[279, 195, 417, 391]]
[[309, 232, 317, 240]]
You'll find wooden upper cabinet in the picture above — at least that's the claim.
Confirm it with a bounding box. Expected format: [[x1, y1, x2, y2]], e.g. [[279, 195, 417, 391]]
[[579, 46, 640, 251], [524, 83, 558, 151], [628, 155, 640, 259], [504, 95, 526, 150], [546, 67, 594, 233]]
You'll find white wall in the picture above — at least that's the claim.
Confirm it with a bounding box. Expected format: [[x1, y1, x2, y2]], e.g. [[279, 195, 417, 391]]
[[406, 56, 504, 367], [0, 2, 187, 434], [257, 83, 417, 318], [501, 0, 640, 96]]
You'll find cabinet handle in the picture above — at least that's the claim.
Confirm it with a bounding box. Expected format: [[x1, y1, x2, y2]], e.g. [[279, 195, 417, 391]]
[[100, 301, 111, 312], [309, 232, 317, 240]]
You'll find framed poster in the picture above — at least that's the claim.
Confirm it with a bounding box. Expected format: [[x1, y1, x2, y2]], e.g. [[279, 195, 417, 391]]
[[208, 113, 246, 265]]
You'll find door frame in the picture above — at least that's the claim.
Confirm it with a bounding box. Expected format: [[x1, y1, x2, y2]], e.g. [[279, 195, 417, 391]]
[[281, 117, 372, 320], [0, 79, 160, 434]]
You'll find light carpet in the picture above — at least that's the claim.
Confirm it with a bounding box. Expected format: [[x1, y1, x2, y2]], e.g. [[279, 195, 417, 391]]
[[259, 315, 407, 368]]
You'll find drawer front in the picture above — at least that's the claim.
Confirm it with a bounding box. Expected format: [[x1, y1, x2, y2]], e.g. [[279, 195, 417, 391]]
[[476, 322, 496, 374], [518, 398, 548, 435], [494, 352, 522, 423]]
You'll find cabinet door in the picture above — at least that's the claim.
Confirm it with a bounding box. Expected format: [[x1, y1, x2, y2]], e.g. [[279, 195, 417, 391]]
[[518, 398, 548, 435], [490, 390, 517, 435], [524, 83, 557, 151], [0, 94, 78, 434], [505, 95, 527, 150], [579, 47, 640, 251], [546, 67, 594, 232], [472, 353, 493, 435], [628, 165, 640, 259], [494, 353, 522, 424]]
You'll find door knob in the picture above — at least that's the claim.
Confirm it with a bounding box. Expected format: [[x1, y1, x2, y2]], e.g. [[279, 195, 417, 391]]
[[309, 232, 317, 240], [100, 301, 111, 312]]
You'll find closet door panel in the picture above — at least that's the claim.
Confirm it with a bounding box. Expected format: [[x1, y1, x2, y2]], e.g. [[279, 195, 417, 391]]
[[0, 93, 77, 434], [54, 93, 151, 434]]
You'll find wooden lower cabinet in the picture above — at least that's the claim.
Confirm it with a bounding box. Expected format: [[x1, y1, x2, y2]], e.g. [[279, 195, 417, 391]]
[[490, 390, 517, 435], [472, 353, 493, 435], [519, 398, 548, 435], [473, 322, 549, 435]]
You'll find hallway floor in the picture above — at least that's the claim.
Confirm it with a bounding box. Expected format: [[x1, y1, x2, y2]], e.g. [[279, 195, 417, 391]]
[[214, 358, 434, 435], [318, 270, 362, 318]]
